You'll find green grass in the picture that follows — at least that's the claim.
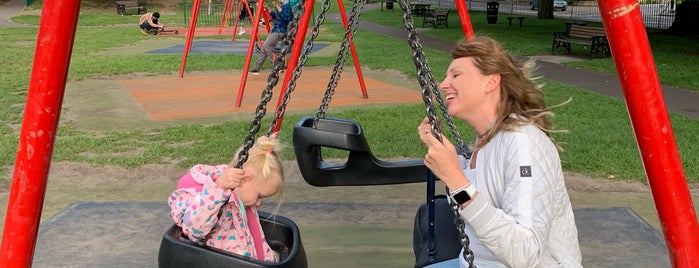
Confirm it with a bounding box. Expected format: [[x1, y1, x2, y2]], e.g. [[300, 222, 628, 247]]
[[1, 4, 698, 184], [361, 9, 699, 92]]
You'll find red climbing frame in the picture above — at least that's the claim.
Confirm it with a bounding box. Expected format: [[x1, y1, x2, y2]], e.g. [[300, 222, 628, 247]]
[[1, 0, 697, 267]]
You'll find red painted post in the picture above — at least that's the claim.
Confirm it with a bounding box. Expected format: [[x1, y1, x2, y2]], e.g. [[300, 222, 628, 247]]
[[335, 0, 368, 98], [0, 1, 81, 267], [235, 0, 266, 107], [179, 0, 202, 78], [453, 0, 473, 39], [271, 0, 315, 133], [598, 1, 699, 267]]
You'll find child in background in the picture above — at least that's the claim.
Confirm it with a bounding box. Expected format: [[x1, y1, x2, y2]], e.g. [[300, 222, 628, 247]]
[[168, 135, 284, 262], [237, 2, 252, 35], [248, 0, 293, 74]]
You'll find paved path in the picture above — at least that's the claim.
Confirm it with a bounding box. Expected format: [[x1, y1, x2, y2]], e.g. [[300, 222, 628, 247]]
[[0, 0, 28, 27], [348, 11, 699, 120]]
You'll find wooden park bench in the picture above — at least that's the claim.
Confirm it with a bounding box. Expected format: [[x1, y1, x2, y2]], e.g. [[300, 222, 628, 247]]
[[423, 8, 449, 28], [114, 0, 147, 15], [552, 24, 610, 59], [506, 16, 525, 27], [410, 3, 432, 17]]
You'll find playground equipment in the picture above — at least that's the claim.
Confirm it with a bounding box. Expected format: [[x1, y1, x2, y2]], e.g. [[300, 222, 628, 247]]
[[179, 0, 269, 78], [1, 0, 698, 267], [178, 0, 368, 109], [159, 0, 371, 263], [159, 212, 307, 267]]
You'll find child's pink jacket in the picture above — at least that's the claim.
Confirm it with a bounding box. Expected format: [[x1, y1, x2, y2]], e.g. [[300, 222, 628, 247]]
[[168, 164, 278, 262]]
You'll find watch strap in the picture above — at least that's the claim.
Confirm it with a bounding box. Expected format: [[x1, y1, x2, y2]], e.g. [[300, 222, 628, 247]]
[[450, 183, 477, 205]]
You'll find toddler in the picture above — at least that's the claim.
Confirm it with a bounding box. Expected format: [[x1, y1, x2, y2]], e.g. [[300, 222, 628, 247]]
[[168, 135, 284, 262]]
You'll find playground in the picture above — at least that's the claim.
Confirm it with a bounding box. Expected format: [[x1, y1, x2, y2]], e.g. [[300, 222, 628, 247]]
[[5, 28, 683, 267], [2, 0, 699, 267]]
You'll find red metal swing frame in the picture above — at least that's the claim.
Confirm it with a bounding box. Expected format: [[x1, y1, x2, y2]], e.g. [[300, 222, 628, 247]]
[[179, 0, 369, 111], [1, 0, 697, 267]]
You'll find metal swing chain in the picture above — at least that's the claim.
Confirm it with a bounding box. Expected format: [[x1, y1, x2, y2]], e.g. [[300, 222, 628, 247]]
[[396, 0, 440, 138], [396, 0, 475, 266], [423, 59, 469, 156], [395, 3, 468, 155], [266, 0, 334, 135], [235, 0, 307, 168], [312, 0, 366, 128], [201, 0, 310, 247]]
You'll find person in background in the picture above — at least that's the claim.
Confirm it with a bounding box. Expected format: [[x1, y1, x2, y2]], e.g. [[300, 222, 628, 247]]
[[169, 135, 285, 262], [138, 12, 164, 35], [237, 1, 254, 35], [248, 0, 292, 75], [417, 36, 582, 267]]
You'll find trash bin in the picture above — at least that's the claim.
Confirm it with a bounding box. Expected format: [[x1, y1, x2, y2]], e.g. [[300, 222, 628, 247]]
[[386, 0, 393, 10], [486, 1, 499, 24]]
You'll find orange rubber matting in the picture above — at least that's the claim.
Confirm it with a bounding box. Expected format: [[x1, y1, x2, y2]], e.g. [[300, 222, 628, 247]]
[[121, 70, 423, 121]]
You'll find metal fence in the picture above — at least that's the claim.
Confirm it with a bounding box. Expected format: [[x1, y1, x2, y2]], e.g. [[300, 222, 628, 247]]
[[425, 0, 676, 30], [180, 0, 677, 30], [181, 1, 246, 26]]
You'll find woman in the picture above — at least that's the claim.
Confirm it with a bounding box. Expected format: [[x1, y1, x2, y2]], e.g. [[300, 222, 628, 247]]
[[418, 36, 582, 267]]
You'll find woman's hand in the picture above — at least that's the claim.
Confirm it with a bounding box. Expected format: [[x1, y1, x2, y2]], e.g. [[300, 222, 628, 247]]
[[417, 117, 470, 190], [217, 167, 245, 190]]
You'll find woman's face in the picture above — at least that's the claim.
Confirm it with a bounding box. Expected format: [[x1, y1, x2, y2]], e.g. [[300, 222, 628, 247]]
[[233, 166, 281, 207], [439, 57, 496, 119]]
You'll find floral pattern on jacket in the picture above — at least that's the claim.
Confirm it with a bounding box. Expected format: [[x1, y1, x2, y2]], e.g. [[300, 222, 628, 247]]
[[168, 164, 278, 262]]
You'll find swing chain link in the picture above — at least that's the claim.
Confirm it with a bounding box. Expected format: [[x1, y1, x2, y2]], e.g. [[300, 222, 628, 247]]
[[313, 0, 366, 127], [398, 1, 468, 155], [268, 0, 333, 135], [236, 0, 308, 168], [397, 0, 441, 139], [448, 189, 476, 267], [266, 0, 307, 135], [397, 0, 475, 266]]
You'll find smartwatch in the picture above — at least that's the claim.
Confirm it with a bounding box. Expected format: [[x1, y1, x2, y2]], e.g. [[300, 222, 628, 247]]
[[450, 184, 477, 205]]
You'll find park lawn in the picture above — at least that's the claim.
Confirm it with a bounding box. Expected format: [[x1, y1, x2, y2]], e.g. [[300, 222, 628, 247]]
[[0, 4, 697, 183]]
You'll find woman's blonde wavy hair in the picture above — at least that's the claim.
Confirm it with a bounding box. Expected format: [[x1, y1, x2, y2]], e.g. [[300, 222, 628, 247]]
[[451, 36, 566, 150]]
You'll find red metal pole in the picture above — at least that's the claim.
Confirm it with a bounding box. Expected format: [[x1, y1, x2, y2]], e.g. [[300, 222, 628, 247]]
[[235, 0, 266, 107], [179, 0, 202, 78], [335, 0, 368, 98], [271, 0, 315, 133], [0, 1, 81, 267], [598, 1, 699, 267], [453, 0, 473, 39]]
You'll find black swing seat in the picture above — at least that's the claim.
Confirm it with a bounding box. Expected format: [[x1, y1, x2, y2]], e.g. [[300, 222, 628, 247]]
[[158, 211, 307, 268], [293, 116, 427, 187], [413, 195, 462, 267]]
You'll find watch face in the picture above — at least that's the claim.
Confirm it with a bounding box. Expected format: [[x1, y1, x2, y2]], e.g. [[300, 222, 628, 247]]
[[453, 190, 471, 204]]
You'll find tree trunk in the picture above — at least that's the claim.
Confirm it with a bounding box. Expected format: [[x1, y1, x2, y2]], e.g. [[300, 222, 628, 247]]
[[666, 0, 699, 36], [537, 0, 554, 19]]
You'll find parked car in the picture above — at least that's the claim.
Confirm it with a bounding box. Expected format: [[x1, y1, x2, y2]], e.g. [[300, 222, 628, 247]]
[[529, 0, 568, 11]]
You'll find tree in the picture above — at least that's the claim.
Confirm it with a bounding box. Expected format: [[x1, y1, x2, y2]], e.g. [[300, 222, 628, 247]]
[[537, 0, 555, 19]]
